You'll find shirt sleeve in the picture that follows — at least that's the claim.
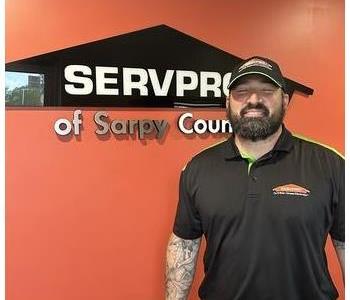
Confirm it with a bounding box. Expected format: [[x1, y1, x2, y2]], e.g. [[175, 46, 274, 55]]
[[173, 164, 203, 239], [329, 156, 345, 242]]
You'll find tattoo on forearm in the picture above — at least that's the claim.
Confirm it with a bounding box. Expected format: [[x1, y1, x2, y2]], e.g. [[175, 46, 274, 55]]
[[332, 239, 345, 281], [165, 234, 201, 300], [333, 239, 345, 250]]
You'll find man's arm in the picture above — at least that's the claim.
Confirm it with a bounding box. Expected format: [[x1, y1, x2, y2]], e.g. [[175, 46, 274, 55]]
[[332, 239, 345, 282], [165, 233, 201, 300]]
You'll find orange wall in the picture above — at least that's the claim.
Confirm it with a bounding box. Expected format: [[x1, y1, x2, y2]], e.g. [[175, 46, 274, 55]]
[[6, 1, 344, 299]]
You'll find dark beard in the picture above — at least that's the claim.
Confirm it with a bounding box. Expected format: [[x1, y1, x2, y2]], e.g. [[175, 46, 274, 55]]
[[227, 102, 285, 141]]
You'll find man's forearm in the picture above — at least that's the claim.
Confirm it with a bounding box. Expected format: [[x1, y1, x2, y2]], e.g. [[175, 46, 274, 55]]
[[332, 239, 345, 282], [165, 233, 201, 300]]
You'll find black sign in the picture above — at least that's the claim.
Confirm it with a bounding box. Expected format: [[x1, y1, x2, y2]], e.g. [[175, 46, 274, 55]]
[[6, 25, 313, 107]]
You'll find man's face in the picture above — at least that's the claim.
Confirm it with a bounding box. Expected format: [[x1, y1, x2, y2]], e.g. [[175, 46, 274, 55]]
[[226, 74, 289, 141]]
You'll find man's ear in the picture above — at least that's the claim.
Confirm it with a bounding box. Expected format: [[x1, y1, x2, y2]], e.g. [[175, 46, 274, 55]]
[[282, 92, 290, 109]]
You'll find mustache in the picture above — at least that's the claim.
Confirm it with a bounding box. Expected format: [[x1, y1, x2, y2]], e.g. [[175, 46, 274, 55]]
[[240, 103, 269, 117]]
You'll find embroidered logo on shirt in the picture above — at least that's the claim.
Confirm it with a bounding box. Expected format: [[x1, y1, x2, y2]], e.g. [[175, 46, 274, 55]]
[[272, 184, 310, 197]]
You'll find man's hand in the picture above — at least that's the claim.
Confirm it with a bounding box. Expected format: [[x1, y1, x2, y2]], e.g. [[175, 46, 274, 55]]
[[165, 233, 201, 300]]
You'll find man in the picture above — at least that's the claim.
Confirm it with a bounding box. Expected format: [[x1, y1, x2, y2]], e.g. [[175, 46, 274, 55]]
[[165, 57, 344, 300]]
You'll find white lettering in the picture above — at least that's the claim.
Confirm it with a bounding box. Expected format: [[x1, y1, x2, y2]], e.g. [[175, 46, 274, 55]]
[[193, 119, 207, 134], [222, 72, 232, 97], [178, 113, 233, 135], [123, 68, 148, 96], [64, 65, 93, 95], [95, 66, 119, 95], [72, 110, 82, 135], [200, 71, 221, 97], [221, 119, 232, 133], [63, 65, 231, 100], [178, 112, 194, 134], [207, 119, 221, 133], [148, 69, 174, 96], [94, 111, 109, 135], [54, 118, 72, 136], [176, 70, 198, 96]]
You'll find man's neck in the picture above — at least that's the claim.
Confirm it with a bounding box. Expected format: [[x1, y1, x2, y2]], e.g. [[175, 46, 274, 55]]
[[234, 126, 283, 160]]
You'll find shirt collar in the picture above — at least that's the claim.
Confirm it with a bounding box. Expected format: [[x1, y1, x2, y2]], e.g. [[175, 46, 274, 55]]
[[223, 124, 294, 160]]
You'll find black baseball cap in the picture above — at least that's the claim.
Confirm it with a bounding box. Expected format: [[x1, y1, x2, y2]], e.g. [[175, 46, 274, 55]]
[[227, 56, 287, 91]]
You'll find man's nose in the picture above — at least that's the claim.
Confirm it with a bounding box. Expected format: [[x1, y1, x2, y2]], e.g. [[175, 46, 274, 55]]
[[246, 91, 261, 104]]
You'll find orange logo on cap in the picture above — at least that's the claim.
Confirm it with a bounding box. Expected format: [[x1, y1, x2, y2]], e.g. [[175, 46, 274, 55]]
[[272, 184, 310, 197], [239, 58, 272, 72]]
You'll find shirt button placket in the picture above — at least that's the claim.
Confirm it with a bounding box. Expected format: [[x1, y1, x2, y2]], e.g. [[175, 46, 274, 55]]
[[247, 167, 260, 200]]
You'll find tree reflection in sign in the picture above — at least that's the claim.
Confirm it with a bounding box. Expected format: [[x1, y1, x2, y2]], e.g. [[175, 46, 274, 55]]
[[5, 72, 44, 106]]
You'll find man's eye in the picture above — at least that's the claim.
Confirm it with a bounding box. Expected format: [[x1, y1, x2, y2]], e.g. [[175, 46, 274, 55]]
[[261, 89, 275, 95], [235, 90, 248, 94]]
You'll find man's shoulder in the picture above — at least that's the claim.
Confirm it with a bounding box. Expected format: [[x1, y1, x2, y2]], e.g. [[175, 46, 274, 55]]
[[182, 138, 229, 172], [291, 132, 344, 163]]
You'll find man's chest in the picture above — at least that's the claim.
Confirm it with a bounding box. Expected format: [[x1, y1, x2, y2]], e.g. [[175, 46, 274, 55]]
[[193, 158, 333, 236]]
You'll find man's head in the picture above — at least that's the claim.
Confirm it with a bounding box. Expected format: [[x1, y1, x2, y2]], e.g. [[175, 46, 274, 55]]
[[226, 56, 290, 141]]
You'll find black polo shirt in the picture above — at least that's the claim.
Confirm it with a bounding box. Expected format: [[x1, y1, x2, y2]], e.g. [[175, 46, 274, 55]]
[[173, 126, 344, 300]]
